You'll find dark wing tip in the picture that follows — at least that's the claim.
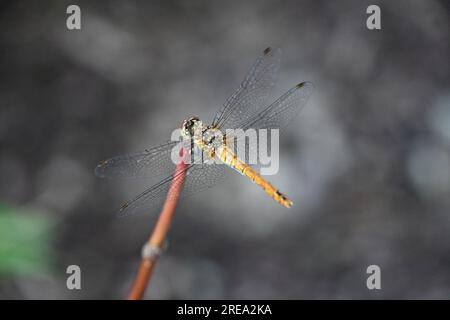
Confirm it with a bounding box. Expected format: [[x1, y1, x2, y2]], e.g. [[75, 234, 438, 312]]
[[116, 201, 135, 218], [94, 160, 109, 178], [263, 47, 272, 55], [117, 201, 129, 212], [297, 81, 315, 89]]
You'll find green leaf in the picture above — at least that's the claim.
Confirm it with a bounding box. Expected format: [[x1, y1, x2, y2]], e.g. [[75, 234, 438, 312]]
[[0, 204, 53, 275]]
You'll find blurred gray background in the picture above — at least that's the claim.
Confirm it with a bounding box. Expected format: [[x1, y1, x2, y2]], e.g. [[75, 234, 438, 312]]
[[0, 0, 449, 299]]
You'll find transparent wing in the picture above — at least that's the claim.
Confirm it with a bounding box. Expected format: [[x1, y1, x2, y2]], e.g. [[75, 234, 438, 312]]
[[96, 139, 229, 217], [225, 82, 314, 166], [241, 82, 314, 132], [182, 162, 228, 198], [212, 47, 281, 130], [95, 140, 180, 179], [117, 162, 228, 217]]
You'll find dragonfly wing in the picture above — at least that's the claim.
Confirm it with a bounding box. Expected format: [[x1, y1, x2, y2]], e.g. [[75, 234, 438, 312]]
[[95, 140, 184, 179], [117, 163, 228, 217], [224, 82, 314, 165], [212, 47, 281, 130], [181, 162, 228, 197], [242, 81, 314, 132]]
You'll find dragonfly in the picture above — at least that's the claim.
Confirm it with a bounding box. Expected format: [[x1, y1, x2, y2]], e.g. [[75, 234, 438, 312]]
[[95, 47, 314, 217]]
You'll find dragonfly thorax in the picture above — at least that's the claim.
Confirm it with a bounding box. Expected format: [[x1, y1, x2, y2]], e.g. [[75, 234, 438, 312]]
[[201, 127, 224, 149]]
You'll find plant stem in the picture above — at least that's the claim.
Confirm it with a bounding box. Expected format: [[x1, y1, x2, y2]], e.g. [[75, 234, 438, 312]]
[[127, 149, 188, 300]]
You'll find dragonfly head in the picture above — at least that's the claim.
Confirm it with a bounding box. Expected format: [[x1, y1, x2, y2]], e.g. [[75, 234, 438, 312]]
[[181, 116, 201, 138]]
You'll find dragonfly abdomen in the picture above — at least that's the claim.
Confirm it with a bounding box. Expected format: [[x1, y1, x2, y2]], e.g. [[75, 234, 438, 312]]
[[217, 146, 293, 208]]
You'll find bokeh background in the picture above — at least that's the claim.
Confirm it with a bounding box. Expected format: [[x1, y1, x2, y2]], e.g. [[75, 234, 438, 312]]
[[0, 0, 449, 299]]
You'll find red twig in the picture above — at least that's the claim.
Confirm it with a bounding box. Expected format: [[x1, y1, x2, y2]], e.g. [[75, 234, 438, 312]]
[[127, 149, 188, 300]]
